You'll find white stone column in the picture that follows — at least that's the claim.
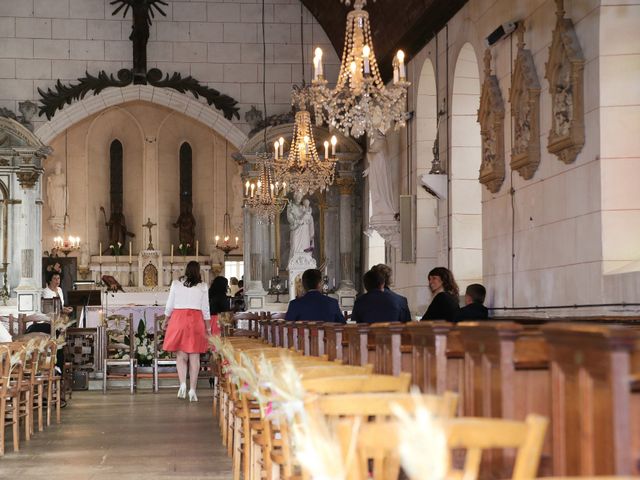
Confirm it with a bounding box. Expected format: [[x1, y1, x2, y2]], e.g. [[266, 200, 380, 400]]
[[245, 210, 267, 309], [15, 168, 43, 312], [336, 176, 357, 307]]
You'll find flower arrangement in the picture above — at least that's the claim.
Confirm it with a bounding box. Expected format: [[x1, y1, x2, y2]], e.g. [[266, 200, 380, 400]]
[[110, 316, 172, 366], [178, 243, 191, 256], [110, 242, 123, 256]]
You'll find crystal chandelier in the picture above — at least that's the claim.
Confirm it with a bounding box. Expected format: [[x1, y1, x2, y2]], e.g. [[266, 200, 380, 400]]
[[243, 153, 288, 224], [272, 108, 338, 195], [310, 0, 410, 139]]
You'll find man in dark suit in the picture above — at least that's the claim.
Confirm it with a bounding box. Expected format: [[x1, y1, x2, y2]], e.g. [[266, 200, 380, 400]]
[[285, 269, 345, 323], [352, 269, 405, 324], [371, 264, 412, 322], [455, 283, 489, 322]]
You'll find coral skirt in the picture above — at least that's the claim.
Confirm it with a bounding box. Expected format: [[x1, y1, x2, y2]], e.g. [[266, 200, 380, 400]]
[[162, 309, 209, 354]]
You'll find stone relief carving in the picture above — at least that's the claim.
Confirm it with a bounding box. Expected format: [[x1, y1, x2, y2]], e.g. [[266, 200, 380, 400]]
[[477, 49, 505, 194], [545, 0, 585, 164], [509, 23, 541, 180]]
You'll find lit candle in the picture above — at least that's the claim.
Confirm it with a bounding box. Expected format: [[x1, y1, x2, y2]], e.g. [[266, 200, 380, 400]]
[[99, 242, 102, 263], [129, 241, 132, 263], [397, 50, 406, 79], [270, 183, 274, 196], [350, 60, 357, 76], [314, 47, 323, 79], [362, 45, 370, 75], [250, 183, 255, 197], [215, 235, 220, 246], [274, 141, 279, 160], [331, 135, 337, 156], [195, 240, 199, 258], [235, 236, 239, 246], [170, 244, 174, 263], [245, 180, 250, 196], [324, 140, 329, 160], [393, 65, 399, 84], [278, 137, 284, 157]]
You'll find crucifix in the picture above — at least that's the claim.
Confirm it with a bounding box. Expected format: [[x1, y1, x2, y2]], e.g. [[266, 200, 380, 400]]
[[142, 217, 157, 250], [110, 0, 168, 82]]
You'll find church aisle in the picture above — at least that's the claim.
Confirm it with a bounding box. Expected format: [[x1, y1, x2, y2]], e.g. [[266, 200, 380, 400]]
[[0, 390, 232, 479]]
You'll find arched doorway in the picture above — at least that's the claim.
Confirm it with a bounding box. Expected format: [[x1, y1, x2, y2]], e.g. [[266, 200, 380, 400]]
[[450, 43, 482, 290]]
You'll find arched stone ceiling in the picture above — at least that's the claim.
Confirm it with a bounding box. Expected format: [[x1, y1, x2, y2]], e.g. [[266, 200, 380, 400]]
[[301, 0, 468, 81]]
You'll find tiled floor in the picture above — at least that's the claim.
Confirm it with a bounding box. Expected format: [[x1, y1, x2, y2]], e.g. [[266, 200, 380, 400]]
[[0, 389, 232, 479]]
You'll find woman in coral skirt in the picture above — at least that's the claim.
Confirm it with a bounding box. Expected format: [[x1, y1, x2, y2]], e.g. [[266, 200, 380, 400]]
[[163, 261, 210, 402]]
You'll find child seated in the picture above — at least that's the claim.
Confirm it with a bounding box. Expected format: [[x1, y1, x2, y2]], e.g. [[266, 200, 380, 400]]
[[455, 283, 488, 322]]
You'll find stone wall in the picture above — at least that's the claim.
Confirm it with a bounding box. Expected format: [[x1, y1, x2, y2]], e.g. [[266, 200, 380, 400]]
[[386, 0, 640, 316], [0, 0, 340, 135]]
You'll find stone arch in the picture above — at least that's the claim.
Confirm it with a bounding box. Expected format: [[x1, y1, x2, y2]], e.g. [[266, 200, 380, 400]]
[[34, 85, 247, 149], [450, 42, 483, 290]]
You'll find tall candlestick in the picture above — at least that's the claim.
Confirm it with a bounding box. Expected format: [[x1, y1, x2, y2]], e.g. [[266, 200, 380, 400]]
[[195, 240, 199, 258], [129, 241, 132, 263], [99, 242, 102, 264], [170, 244, 174, 263]]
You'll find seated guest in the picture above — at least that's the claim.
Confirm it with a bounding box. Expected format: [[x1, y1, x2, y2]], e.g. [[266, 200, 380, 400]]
[[209, 276, 231, 335], [371, 263, 411, 322], [352, 269, 403, 324], [455, 283, 489, 322], [285, 269, 345, 323], [41, 271, 73, 315], [421, 267, 460, 322], [228, 277, 240, 297]]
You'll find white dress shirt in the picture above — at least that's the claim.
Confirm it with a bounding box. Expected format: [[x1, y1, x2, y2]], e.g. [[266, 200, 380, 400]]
[[164, 280, 211, 320], [42, 286, 64, 306]]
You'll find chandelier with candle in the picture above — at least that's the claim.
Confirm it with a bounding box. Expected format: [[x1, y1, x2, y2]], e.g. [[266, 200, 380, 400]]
[[272, 107, 338, 195], [243, 153, 288, 224], [215, 213, 239, 256], [309, 0, 409, 140], [52, 235, 81, 257]]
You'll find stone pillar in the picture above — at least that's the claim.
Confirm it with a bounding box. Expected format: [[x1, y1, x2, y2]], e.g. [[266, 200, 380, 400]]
[[15, 168, 43, 312], [246, 210, 267, 309], [336, 176, 357, 308]]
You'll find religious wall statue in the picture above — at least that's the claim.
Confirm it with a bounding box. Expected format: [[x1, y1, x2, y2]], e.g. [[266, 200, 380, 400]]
[[477, 49, 505, 194], [509, 23, 541, 180], [100, 205, 135, 253], [287, 191, 314, 259], [545, 0, 585, 164], [46, 161, 66, 232], [173, 199, 196, 254]]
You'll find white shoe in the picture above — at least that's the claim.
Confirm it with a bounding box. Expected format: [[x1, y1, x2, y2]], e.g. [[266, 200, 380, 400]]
[[188, 389, 198, 402], [177, 383, 186, 399]]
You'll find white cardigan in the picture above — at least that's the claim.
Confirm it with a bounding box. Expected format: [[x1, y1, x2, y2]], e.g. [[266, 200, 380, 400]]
[[164, 280, 211, 320]]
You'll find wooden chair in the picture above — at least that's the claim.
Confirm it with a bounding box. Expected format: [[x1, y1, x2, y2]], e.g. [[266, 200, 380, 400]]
[[18, 313, 51, 335], [336, 414, 547, 480], [1, 342, 29, 453], [41, 339, 62, 426], [0, 344, 11, 455], [152, 314, 177, 392], [102, 314, 137, 394]]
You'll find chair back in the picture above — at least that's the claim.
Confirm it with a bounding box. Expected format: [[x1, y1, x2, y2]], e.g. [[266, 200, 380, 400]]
[[0, 315, 16, 338], [41, 297, 62, 315], [153, 314, 175, 360], [302, 372, 412, 394], [18, 313, 52, 335], [444, 414, 548, 479], [3, 342, 27, 386], [296, 364, 373, 380], [101, 314, 135, 361], [0, 344, 10, 394]]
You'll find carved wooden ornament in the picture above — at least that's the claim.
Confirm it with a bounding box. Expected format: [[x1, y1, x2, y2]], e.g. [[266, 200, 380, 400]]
[[510, 24, 541, 180], [477, 49, 505, 193], [545, 0, 585, 164]]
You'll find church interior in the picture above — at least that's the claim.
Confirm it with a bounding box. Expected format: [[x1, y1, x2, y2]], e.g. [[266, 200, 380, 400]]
[[0, 0, 639, 477]]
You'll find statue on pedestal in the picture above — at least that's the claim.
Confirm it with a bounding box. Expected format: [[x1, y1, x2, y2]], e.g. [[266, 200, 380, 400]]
[[287, 191, 315, 259], [100, 205, 135, 253], [173, 198, 196, 255]]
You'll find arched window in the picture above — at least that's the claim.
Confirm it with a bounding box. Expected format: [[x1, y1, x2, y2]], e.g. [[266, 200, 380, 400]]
[[179, 142, 192, 200], [110, 139, 123, 213]]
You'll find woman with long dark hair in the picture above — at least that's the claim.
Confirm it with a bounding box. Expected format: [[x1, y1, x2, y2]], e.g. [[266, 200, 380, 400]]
[[208, 276, 230, 335], [163, 261, 210, 402], [421, 267, 460, 322]]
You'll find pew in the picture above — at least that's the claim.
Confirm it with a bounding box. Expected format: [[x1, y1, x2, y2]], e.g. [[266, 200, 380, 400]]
[[457, 321, 552, 476], [541, 323, 639, 476], [324, 323, 345, 361], [369, 322, 412, 376], [308, 322, 324, 356]]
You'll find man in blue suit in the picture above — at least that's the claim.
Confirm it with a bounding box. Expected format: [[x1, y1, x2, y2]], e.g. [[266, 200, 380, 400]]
[[352, 269, 404, 324], [371, 264, 412, 322], [285, 269, 345, 323]]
